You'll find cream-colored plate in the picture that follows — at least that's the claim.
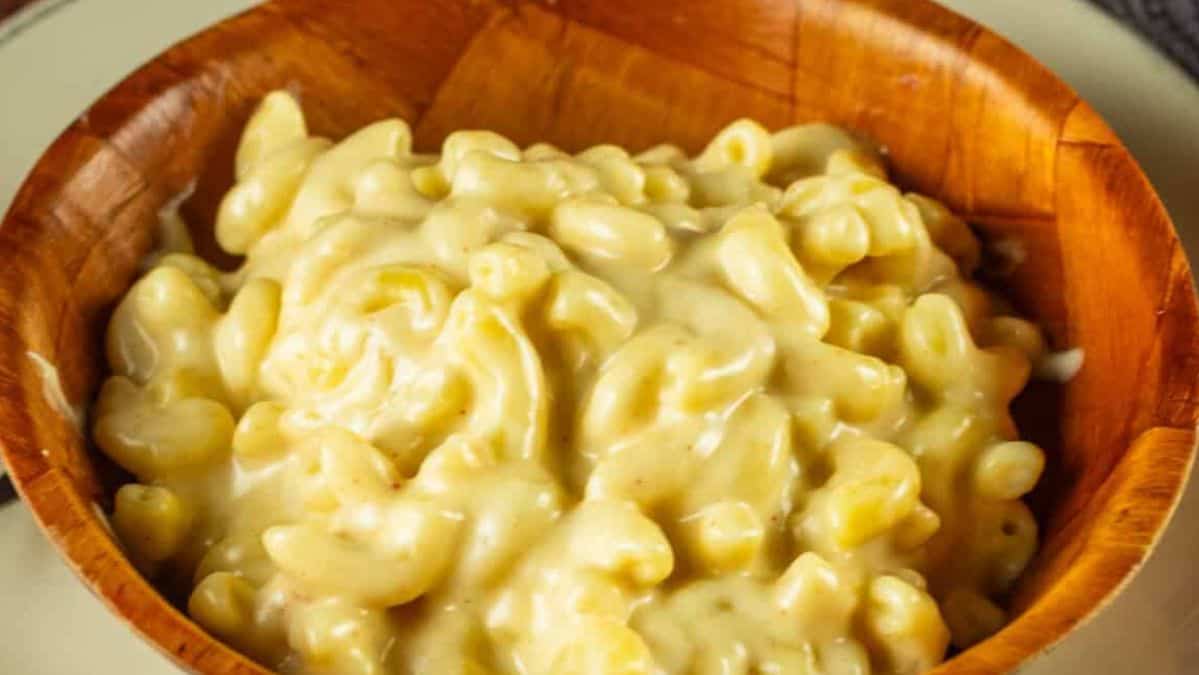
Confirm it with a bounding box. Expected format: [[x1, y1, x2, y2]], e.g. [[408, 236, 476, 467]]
[[1, 1, 1196, 672]]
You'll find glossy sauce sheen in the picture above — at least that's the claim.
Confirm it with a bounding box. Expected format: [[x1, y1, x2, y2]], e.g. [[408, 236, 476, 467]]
[[93, 92, 1050, 675]]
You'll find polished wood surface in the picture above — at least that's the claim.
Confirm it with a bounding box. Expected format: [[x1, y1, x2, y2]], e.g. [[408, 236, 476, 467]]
[[1, 1, 1196, 673]]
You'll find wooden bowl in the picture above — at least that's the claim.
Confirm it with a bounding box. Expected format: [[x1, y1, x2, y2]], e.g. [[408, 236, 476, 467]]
[[2, 0, 1197, 672]]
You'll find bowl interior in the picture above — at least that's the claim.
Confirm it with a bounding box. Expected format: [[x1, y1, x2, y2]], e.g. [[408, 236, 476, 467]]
[[1, 1, 1196, 673]]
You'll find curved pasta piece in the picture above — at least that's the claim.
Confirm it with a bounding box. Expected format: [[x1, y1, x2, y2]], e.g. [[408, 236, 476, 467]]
[[412, 130, 522, 201], [235, 91, 308, 180], [767, 123, 880, 185], [546, 269, 639, 369], [797, 438, 925, 551], [791, 202, 871, 281], [899, 294, 1030, 405], [195, 530, 277, 588], [641, 164, 690, 204], [633, 574, 854, 674], [825, 297, 893, 357], [781, 335, 907, 424], [979, 315, 1047, 363], [969, 499, 1039, 595], [686, 164, 781, 209], [973, 440, 1045, 501], [780, 155, 960, 292], [498, 231, 574, 271], [633, 143, 688, 168], [774, 553, 861, 640], [280, 213, 382, 307], [675, 500, 765, 573], [412, 442, 564, 591], [549, 197, 675, 270], [263, 497, 460, 608], [676, 394, 796, 525], [524, 142, 569, 161], [420, 198, 527, 281], [695, 119, 774, 179], [218, 137, 331, 254], [588, 396, 794, 574], [392, 605, 498, 675], [189, 572, 288, 665], [155, 253, 224, 305], [638, 203, 708, 235], [107, 264, 222, 392], [550, 616, 657, 675], [294, 426, 400, 510], [898, 403, 1001, 531], [487, 500, 672, 675], [715, 207, 830, 338], [441, 131, 522, 180], [783, 172, 918, 251], [907, 193, 981, 274], [449, 152, 599, 220], [564, 500, 674, 585], [439, 291, 549, 462], [940, 587, 1007, 649], [367, 366, 471, 470], [286, 597, 395, 675], [215, 278, 281, 412], [787, 395, 844, 452], [281, 119, 413, 238], [93, 376, 234, 480], [583, 423, 702, 508], [352, 157, 434, 222], [112, 483, 193, 571], [825, 146, 888, 179], [346, 264, 454, 338], [468, 242, 552, 304], [656, 278, 777, 413], [578, 325, 689, 450], [863, 575, 951, 675], [926, 277, 995, 338], [577, 145, 648, 206]]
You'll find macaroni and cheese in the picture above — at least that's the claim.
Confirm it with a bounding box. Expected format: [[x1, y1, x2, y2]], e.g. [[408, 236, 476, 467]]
[[94, 91, 1050, 674]]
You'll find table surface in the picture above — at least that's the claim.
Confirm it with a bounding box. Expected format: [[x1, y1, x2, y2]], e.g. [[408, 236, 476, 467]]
[[1, 1, 1198, 673]]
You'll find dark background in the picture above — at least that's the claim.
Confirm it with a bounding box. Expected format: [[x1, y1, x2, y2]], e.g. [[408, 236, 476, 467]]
[[1094, 0, 1199, 77]]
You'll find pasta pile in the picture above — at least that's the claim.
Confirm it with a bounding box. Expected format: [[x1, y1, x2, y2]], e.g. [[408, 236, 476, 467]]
[[95, 91, 1048, 675]]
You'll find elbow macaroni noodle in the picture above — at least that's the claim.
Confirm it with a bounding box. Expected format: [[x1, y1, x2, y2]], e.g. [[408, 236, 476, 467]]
[[94, 91, 1052, 674]]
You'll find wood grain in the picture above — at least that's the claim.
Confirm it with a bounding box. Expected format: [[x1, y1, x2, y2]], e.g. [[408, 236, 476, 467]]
[[0, 1, 1196, 673]]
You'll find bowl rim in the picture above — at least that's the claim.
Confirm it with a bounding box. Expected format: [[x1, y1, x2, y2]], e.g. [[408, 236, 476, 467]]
[[1, 1, 1197, 674]]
